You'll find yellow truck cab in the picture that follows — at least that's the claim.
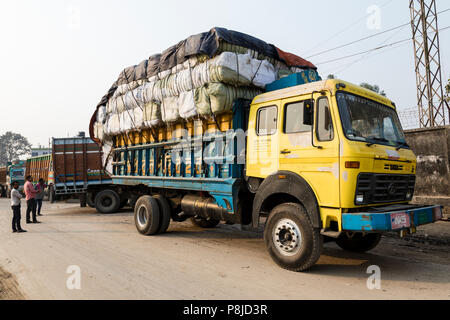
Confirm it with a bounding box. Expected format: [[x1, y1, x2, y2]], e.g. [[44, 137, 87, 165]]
[[245, 79, 442, 271]]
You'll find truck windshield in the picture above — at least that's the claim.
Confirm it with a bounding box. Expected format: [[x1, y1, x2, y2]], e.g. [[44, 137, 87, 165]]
[[337, 92, 408, 149]]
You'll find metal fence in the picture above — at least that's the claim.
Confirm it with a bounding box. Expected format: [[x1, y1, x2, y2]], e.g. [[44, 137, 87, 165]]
[[398, 107, 421, 130]]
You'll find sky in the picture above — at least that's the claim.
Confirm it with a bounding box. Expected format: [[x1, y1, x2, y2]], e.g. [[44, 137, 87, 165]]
[[0, 0, 449, 147]]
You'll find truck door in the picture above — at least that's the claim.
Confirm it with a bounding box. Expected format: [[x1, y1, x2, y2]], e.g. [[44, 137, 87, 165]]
[[278, 95, 340, 208], [246, 102, 281, 178]]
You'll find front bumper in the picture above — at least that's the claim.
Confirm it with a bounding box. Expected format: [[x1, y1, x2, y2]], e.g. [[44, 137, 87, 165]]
[[342, 204, 443, 232]]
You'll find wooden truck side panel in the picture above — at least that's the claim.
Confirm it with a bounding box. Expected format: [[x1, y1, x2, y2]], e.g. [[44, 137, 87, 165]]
[[52, 137, 110, 195]]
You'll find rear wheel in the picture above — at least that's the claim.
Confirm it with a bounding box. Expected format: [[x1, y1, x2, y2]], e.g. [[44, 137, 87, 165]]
[[134, 196, 160, 235], [336, 233, 382, 253], [95, 189, 120, 214], [191, 216, 220, 228], [86, 192, 96, 208], [153, 194, 171, 234], [264, 202, 323, 272]]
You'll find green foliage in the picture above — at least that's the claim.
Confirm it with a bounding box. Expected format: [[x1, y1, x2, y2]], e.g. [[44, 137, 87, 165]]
[[360, 82, 387, 97], [446, 77, 449, 102], [0, 132, 32, 166], [327, 74, 336, 79]]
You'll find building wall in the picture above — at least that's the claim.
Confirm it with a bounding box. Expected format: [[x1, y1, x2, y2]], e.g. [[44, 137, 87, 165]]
[[404, 126, 450, 219]]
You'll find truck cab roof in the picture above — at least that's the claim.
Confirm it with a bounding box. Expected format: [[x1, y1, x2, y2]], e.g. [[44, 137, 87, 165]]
[[252, 79, 395, 109]]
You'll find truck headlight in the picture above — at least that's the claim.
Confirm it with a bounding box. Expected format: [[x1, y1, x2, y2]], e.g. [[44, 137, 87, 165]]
[[356, 194, 364, 204]]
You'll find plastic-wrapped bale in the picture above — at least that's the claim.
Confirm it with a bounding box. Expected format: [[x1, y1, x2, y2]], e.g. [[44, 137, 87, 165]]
[[143, 101, 162, 127], [93, 122, 105, 141], [178, 91, 197, 119], [113, 79, 147, 99], [96, 105, 107, 124], [105, 114, 121, 136], [160, 96, 179, 123], [195, 83, 262, 116]]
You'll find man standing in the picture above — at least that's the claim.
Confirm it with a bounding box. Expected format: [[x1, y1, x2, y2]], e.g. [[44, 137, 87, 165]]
[[24, 175, 40, 224], [11, 181, 27, 233], [35, 178, 46, 216]]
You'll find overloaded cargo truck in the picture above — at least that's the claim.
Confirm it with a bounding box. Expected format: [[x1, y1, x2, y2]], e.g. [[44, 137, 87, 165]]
[[88, 28, 442, 271], [25, 136, 112, 205], [0, 161, 26, 198]]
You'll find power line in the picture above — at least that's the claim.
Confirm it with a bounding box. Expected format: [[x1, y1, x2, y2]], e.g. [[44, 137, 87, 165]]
[[331, 23, 410, 75], [307, 7, 450, 59], [316, 25, 450, 66], [304, 0, 395, 55]]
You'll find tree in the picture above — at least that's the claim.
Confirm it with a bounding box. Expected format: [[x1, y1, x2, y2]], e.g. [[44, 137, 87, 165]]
[[360, 82, 387, 97], [0, 132, 32, 166], [327, 74, 336, 79]]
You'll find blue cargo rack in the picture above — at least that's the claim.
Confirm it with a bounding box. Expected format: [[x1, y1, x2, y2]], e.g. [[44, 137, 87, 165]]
[[111, 99, 251, 214], [265, 70, 322, 92]]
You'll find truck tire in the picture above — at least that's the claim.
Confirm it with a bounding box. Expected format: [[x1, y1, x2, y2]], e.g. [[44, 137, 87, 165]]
[[134, 196, 160, 235], [264, 202, 323, 272], [153, 194, 171, 234], [95, 189, 120, 214], [336, 233, 382, 253], [191, 216, 220, 228], [86, 192, 96, 208], [79, 193, 87, 208]]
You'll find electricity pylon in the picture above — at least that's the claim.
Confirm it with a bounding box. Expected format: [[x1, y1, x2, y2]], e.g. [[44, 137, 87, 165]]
[[410, 0, 449, 128]]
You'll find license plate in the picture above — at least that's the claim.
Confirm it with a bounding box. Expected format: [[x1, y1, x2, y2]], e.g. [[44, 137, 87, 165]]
[[391, 212, 411, 229]]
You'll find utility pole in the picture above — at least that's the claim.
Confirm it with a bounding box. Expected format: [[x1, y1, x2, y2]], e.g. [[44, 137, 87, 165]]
[[410, 0, 449, 128]]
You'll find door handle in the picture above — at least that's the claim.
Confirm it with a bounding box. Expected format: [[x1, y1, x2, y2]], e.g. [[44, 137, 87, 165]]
[[280, 150, 291, 155]]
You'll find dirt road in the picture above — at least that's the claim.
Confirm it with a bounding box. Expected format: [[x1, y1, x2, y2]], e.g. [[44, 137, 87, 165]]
[[0, 198, 449, 300]]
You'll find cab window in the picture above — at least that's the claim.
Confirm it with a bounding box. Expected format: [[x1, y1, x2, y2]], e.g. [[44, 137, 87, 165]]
[[284, 100, 313, 134], [257, 106, 278, 136], [316, 97, 334, 141]]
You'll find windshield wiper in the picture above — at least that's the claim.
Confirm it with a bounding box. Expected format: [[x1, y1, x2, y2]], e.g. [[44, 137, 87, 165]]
[[396, 141, 410, 151], [366, 137, 389, 147]]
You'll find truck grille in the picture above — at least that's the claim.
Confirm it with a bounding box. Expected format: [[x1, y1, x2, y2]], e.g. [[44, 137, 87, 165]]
[[355, 173, 415, 205]]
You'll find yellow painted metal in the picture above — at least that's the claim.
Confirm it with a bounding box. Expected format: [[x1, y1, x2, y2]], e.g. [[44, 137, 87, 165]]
[[246, 100, 281, 177]]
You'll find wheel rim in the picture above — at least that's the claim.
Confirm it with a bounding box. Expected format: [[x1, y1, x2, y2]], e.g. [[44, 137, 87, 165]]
[[137, 205, 148, 227], [101, 196, 112, 208], [272, 218, 302, 256]]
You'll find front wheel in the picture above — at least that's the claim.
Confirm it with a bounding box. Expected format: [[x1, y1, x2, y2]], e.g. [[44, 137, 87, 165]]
[[264, 203, 323, 272], [336, 233, 382, 253]]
